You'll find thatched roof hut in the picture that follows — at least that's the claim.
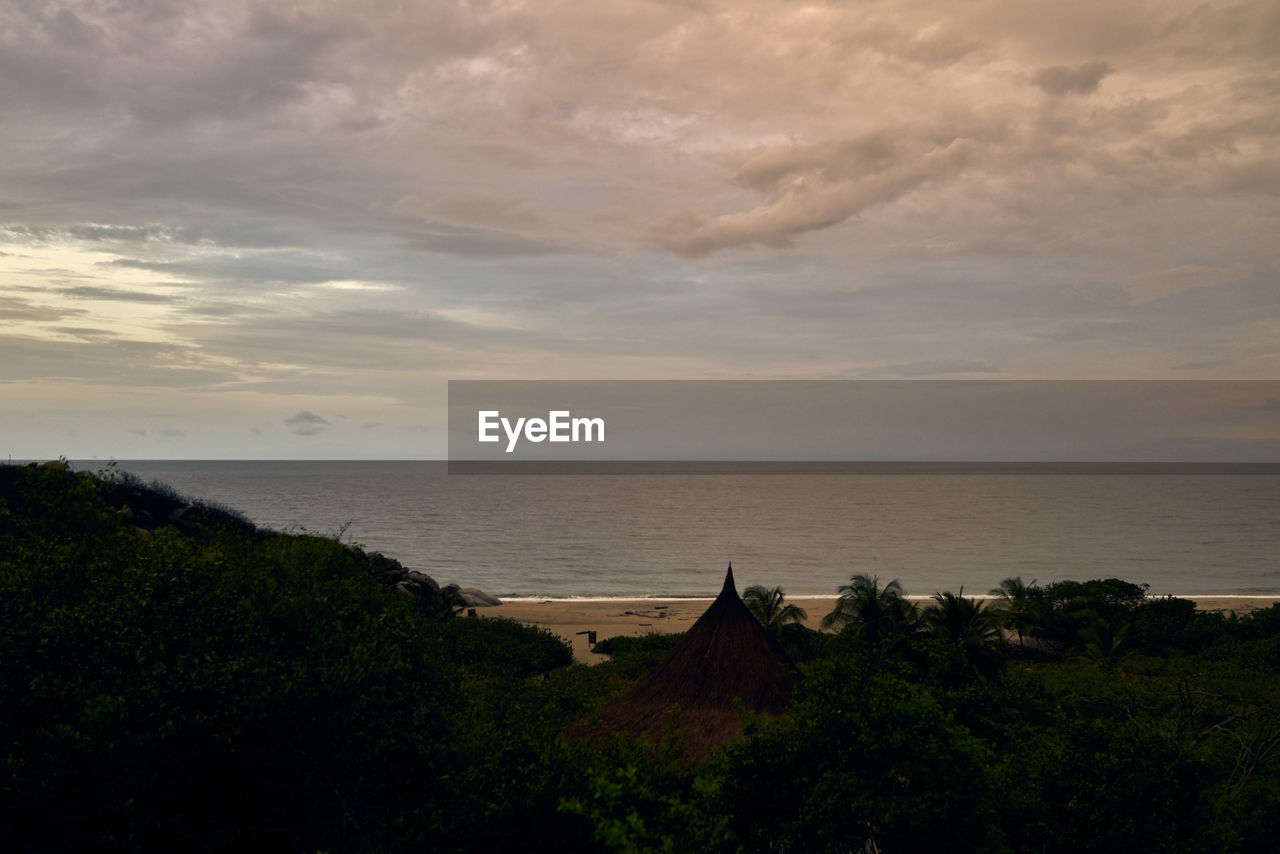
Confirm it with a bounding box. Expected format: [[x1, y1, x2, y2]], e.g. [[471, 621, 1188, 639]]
[[575, 564, 795, 763]]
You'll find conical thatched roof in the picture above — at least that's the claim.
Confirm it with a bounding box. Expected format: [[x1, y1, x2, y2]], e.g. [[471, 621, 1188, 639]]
[[575, 564, 795, 763]]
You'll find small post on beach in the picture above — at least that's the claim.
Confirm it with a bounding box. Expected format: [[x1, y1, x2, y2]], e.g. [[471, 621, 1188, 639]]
[[575, 629, 597, 645]]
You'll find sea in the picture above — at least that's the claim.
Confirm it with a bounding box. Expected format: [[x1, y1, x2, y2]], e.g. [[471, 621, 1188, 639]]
[[74, 461, 1280, 600]]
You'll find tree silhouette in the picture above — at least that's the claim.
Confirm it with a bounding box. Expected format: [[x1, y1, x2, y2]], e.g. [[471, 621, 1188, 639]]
[[822, 574, 919, 643], [742, 584, 808, 636], [1077, 614, 1133, 671], [927, 589, 1004, 680], [989, 576, 1040, 649]]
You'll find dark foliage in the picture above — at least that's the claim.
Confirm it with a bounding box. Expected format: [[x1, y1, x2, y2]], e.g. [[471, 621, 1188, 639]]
[[437, 616, 573, 677], [1035, 577, 1149, 643], [593, 632, 684, 660], [4, 462, 1280, 852], [0, 463, 573, 852], [718, 660, 1002, 853]]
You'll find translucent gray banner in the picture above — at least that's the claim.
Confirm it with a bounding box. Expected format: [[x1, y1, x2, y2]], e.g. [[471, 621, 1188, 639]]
[[447, 380, 1280, 473]]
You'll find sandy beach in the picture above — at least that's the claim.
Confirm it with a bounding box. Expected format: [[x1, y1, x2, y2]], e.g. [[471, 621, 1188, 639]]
[[485, 596, 1280, 663]]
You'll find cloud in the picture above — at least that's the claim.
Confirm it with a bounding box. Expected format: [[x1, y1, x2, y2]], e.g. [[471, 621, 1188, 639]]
[[132, 425, 184, 439], [401, 227, 569, 259], [392, 192, 574, 258], [0, 334, 230, 387], [647, 136, 978, 256], [396, 192, 551, 235], [873, 360, 1001, 378], [1126, 263, 1254, 304], [284, 410, 329, 436], [99, 252, 358, 285], [53, 326, 115, 338], [1171, 359, 1230, 372], [62, 285, 181, 303], [65, 224, 192, 243], [1031, 60, 1114, 95], [2, 0, 1279, 458], [0, 295, 86, 322]]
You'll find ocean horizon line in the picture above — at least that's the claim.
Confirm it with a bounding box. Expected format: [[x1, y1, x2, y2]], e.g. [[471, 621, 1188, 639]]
[[40, 458, 1280, 475]]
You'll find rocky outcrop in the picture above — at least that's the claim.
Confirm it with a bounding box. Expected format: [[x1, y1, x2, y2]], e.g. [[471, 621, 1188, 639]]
[[363, 552, 499, 608], [458, 587, 502, 607]]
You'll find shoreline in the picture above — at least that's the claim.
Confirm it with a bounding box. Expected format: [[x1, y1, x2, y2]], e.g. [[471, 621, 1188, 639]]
[[484, 595, 1280, 664]]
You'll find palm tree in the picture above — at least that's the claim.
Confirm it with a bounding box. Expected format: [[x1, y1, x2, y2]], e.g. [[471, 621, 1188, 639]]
[[743, 584, 808, 635], [822, 574, 919, 643], [927, 589, 1004, 680], [989, 576, 1039, 649], [1077, 614, 1133, 671]]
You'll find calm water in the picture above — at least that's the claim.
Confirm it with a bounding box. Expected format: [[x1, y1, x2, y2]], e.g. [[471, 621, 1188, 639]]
[[87, 461, 1280, 599]]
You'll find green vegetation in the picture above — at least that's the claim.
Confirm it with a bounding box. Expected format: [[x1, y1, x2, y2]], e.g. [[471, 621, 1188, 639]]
[[2, 463, 1279, 851], [742, 584, 808, 635], [821, 573, 921, 643]]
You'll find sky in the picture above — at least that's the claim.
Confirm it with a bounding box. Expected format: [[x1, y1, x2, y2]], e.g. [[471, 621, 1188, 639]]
[[2, 0, 1278, 459]]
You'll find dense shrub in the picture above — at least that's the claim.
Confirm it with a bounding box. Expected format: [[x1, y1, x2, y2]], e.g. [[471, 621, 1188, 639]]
[[593, 632, 683, 667], [437, 616, 574, 677], [4, 463, 1280, 851], [719, 661, 1002, 853], [0, 464, 572, 852]]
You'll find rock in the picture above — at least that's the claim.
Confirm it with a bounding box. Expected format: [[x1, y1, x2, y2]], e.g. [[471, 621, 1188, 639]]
[[400, 579, 431, 596], [458, 587, 501, 607], [365, 554, 485, 608], [38, 460, 69, 471], [405, 570, 440, 593], [368, 553, 407, 584]]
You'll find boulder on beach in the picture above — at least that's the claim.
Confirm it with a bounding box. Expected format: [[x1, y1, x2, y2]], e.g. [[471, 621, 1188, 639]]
[[405, 569, 441, 593], [367, 553, 408, 585], [458, 587, 502, 607]]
